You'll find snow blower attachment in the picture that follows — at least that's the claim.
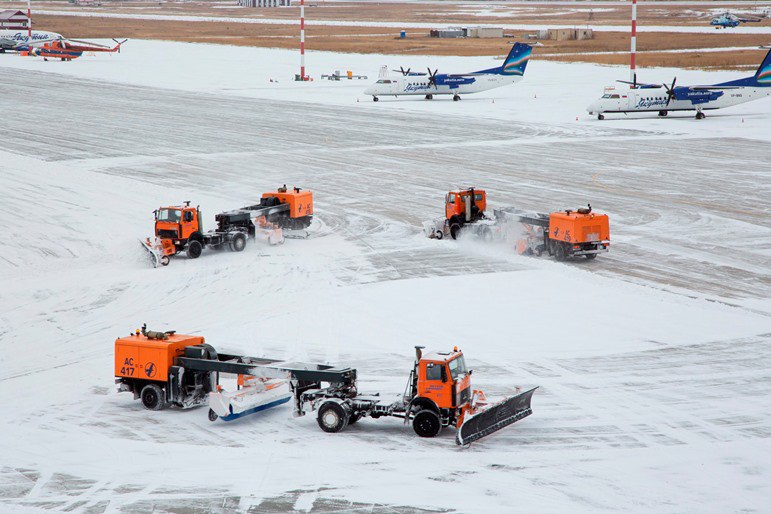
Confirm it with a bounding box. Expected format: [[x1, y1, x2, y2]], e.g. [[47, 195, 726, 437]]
[[141, 186, 313, 267], [114, 330, 536, 443]]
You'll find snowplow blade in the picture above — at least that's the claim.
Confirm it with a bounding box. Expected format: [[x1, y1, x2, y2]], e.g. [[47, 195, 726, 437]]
[[456, 387, 538, 445]]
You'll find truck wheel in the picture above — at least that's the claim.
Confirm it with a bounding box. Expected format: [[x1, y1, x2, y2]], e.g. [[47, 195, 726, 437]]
[[413, 410, 442, 438], [140, 384, 166, 411], [585, 253, 597, 260], [317, 401, 349, 433], [160, 256, 170, 266], [450, 223, 461, 240], [187, 240, 202, 259], [208, 408, 218, 422], [554, 244, 567, 262], [230, 233, 246, 252], [435, 230, 443, 240]]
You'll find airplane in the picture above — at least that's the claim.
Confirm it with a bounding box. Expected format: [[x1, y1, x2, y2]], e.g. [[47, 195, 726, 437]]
[[710, 12, 762, 29], [364, 42, 532, 102], [587, 48, 771, 120], [0, 29, 126, 60], [0, 29, 62, 51]]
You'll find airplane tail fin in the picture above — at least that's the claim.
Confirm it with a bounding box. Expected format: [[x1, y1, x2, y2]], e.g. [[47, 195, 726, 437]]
[[501, 43, 532, 76], [754, 48, 771, 85], [112, 39, 128, 53]]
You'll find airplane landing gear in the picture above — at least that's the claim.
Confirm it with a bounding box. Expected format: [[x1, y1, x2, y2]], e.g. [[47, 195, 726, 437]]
[[425, 94, 433, 100], [597, 114, 605, 120], [453, 94, 461, 101], [658, 110, 668, 117], [695, 111, 706, 120], [373, 96, 379, 102]]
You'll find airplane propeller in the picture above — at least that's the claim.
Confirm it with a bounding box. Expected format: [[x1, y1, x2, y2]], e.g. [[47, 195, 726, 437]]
[[662, 77, 677, 105], [427, 67, 439, 89], [398, 66, 411, 76]]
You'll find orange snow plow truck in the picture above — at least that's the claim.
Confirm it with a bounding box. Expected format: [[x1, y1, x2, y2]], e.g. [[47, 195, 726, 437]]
[[115, 327, 537, 445], [424, 187, 610, 261], [141, 186, 313, 267]]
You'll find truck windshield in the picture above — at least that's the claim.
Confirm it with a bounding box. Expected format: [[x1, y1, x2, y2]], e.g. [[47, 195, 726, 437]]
[[448, 355, 467, 379], [158, 209, 181, 222]]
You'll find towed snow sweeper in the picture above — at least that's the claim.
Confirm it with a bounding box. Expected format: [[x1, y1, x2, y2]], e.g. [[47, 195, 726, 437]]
[[114, 327, 537, 444]]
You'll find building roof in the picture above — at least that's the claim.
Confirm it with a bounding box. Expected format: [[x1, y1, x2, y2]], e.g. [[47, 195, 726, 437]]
[[0, 10, 29, 21]]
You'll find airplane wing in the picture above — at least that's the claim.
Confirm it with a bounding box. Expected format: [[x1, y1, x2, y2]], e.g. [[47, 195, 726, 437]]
[[616, 80, 663, 88]]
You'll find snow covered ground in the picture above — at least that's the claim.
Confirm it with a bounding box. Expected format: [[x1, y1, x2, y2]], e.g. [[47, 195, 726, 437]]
[[0, 42, 770, 513]]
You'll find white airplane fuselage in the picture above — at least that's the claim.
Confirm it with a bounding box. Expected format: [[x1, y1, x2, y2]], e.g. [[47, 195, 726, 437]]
[[0, 29, 64, 48], [365, 73, 523, 98], [588, 86, 771, 116]]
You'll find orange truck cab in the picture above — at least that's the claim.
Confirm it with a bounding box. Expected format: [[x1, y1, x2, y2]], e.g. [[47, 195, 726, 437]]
[[444, 188, 487, 239], [153, 202, 202, 255], [115, 325, 216, 410], [407, 347, 478, 435]]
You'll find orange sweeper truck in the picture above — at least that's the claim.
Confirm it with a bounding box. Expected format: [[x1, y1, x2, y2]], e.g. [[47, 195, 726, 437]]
[[115, 326, 537, 445]]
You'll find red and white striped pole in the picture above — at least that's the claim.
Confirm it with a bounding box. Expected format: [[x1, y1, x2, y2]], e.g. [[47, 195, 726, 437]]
[[630, 0, 637, 86], [300, 0, 306, 80], [27, 0, 32, 45]]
